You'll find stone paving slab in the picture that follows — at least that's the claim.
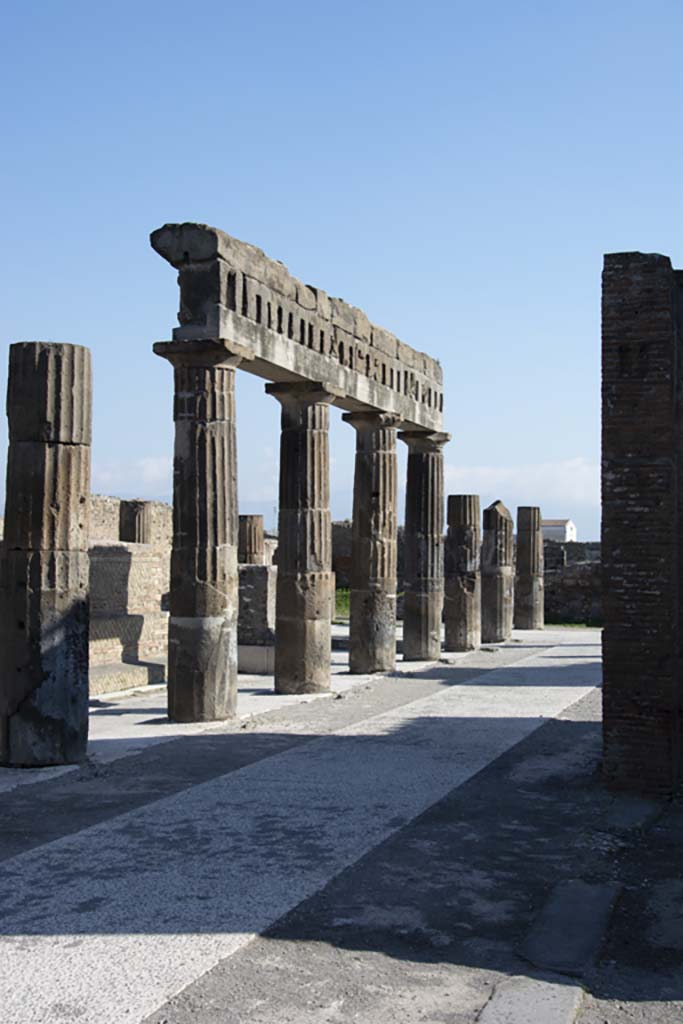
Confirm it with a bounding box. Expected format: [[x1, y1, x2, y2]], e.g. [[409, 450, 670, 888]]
[[519, 879, 621, 977], [0, 629, 600, 1024], [479, 975, 584, 1024]]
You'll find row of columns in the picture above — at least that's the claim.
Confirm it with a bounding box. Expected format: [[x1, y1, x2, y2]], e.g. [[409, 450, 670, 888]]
[[445, 498, 545, 649], [0, 341, 547, 763], [153, 339, 453, 719]]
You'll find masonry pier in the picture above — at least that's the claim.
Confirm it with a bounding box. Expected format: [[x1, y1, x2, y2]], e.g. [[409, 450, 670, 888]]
[[344, 412, 398, 673], [400, 431, 449, 660], [0, 343, 92, 766], [514, 506, 544, 629], [481, 499, 514, 644], [154, 340, 241, 721], [602, 251, 683, 794], [444, 494, 481, 651]]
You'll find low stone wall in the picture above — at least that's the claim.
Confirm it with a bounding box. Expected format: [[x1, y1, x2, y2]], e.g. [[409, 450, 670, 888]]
[[90, 495, 172, 603], [544, 562, 602, 626], [544, 540, 601, 569], [89, 542, 168, 667]]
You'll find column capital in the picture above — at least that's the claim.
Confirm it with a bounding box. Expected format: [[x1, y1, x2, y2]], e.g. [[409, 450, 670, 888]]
[[399, 429, 451, 453], [342, 410, 400, 431], [153, 338, 251, 369], [265, 380, 342, 406]]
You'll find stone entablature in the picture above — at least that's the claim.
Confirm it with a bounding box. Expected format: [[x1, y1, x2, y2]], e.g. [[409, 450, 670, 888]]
[[151, 223, 443, 432]]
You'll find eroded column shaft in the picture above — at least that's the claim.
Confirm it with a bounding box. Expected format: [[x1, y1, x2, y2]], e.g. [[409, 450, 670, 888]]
[[400, 431, 450, 661], [514, 506, 544, 629], [267, 383, 333, 694], [444, 494, 481, 651], [0, 342, 91, 767], [344, 412, 398, 673], [238, 514, 265, 565], [481, 499, 514, 643], [154, 342, 240, 721]]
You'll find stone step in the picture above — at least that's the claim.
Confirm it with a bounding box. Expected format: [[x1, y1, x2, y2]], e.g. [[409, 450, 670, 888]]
[[89, 659, 166, 697]]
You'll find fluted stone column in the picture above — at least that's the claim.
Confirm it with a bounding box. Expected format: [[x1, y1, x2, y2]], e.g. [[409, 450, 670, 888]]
[[154, 340, 241, 722], [399, 430, 450, 661], [481, 499, 514, 643], [444, 494, 481, 651], [238, 514, 265, 565], [514, 506, 544, 629], [343, 412, 399, 673], [266, 382, 334, 693], [0, 342, 91, 767]]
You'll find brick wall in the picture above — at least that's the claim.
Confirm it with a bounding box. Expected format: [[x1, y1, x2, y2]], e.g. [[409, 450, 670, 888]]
[[544, 562, 602, 626], [602, 251, 683, 795]]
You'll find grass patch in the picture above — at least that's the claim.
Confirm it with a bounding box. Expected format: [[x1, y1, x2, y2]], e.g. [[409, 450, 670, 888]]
[[335, 587, 350, 620]]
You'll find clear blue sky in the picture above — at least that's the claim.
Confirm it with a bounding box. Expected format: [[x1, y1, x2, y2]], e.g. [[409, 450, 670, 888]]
[[3, 1, 683, 541]]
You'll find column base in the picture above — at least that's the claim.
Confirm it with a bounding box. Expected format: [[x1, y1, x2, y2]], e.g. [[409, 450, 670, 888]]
[[514, 577, 545, 630], [349, 588, 396, 673], [444, 575, 481, 652], [167, 615, 237, 721], [403, 589, 443, 661], [275, 572, 331, 693], [481, 571, 514, 643]]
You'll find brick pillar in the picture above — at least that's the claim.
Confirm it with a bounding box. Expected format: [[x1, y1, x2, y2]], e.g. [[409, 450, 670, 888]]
[[602, 251, 683, 795], [399, 430, 450, 661], [444, 494, 481, 651], [481, 500, 514, 643], [154, 340, 241, 722], [0, 343, 91, 766], [514, 506, 544, 629], [238, 514, 265, 565], [266, 382, 334, 693], [343, 412, 399, 673]]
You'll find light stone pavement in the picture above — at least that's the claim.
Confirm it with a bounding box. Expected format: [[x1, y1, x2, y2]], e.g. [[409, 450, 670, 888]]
[[0, 629, 601, 1024]]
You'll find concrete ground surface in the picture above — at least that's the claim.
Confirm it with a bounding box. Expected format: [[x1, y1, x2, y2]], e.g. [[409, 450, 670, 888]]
[[0, 627, 680, 1024]]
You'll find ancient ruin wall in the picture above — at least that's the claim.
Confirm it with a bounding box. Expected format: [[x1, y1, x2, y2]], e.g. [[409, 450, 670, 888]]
[[151, 223, 443, 432]]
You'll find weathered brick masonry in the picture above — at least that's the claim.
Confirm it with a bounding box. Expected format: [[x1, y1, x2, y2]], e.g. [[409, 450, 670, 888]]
[[602, 251, 683, 795]]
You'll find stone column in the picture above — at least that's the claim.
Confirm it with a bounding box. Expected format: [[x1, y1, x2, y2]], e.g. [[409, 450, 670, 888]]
[[481, 500, 514, 643], [514, 506, 544, 629], [0, 342, 91, 767], [444, 494, 481, 651], [343, 412, 399, 673], [154, 340, 241, 722], [399, 430, 450, 661], [238, 514, 265, 564], [266, 382, 334, 693]]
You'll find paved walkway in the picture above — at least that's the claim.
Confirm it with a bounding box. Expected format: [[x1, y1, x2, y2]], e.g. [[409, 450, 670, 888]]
[[1, 628, 678, 1023]]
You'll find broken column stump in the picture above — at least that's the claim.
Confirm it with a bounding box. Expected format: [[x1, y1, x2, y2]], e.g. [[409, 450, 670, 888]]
[[481, 499, 514, 644], [267, 382, 334, 693], [514, 506, 544, 630], [0, 342, 92, 766], [344, 412, 399, 673], [399, 430, 450, 661], [153, 340, 241, 722], [444, 494, 481, 651]]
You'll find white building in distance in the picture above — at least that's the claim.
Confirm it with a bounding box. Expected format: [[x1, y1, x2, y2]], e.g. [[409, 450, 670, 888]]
[[542, 518, 577, 542]]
